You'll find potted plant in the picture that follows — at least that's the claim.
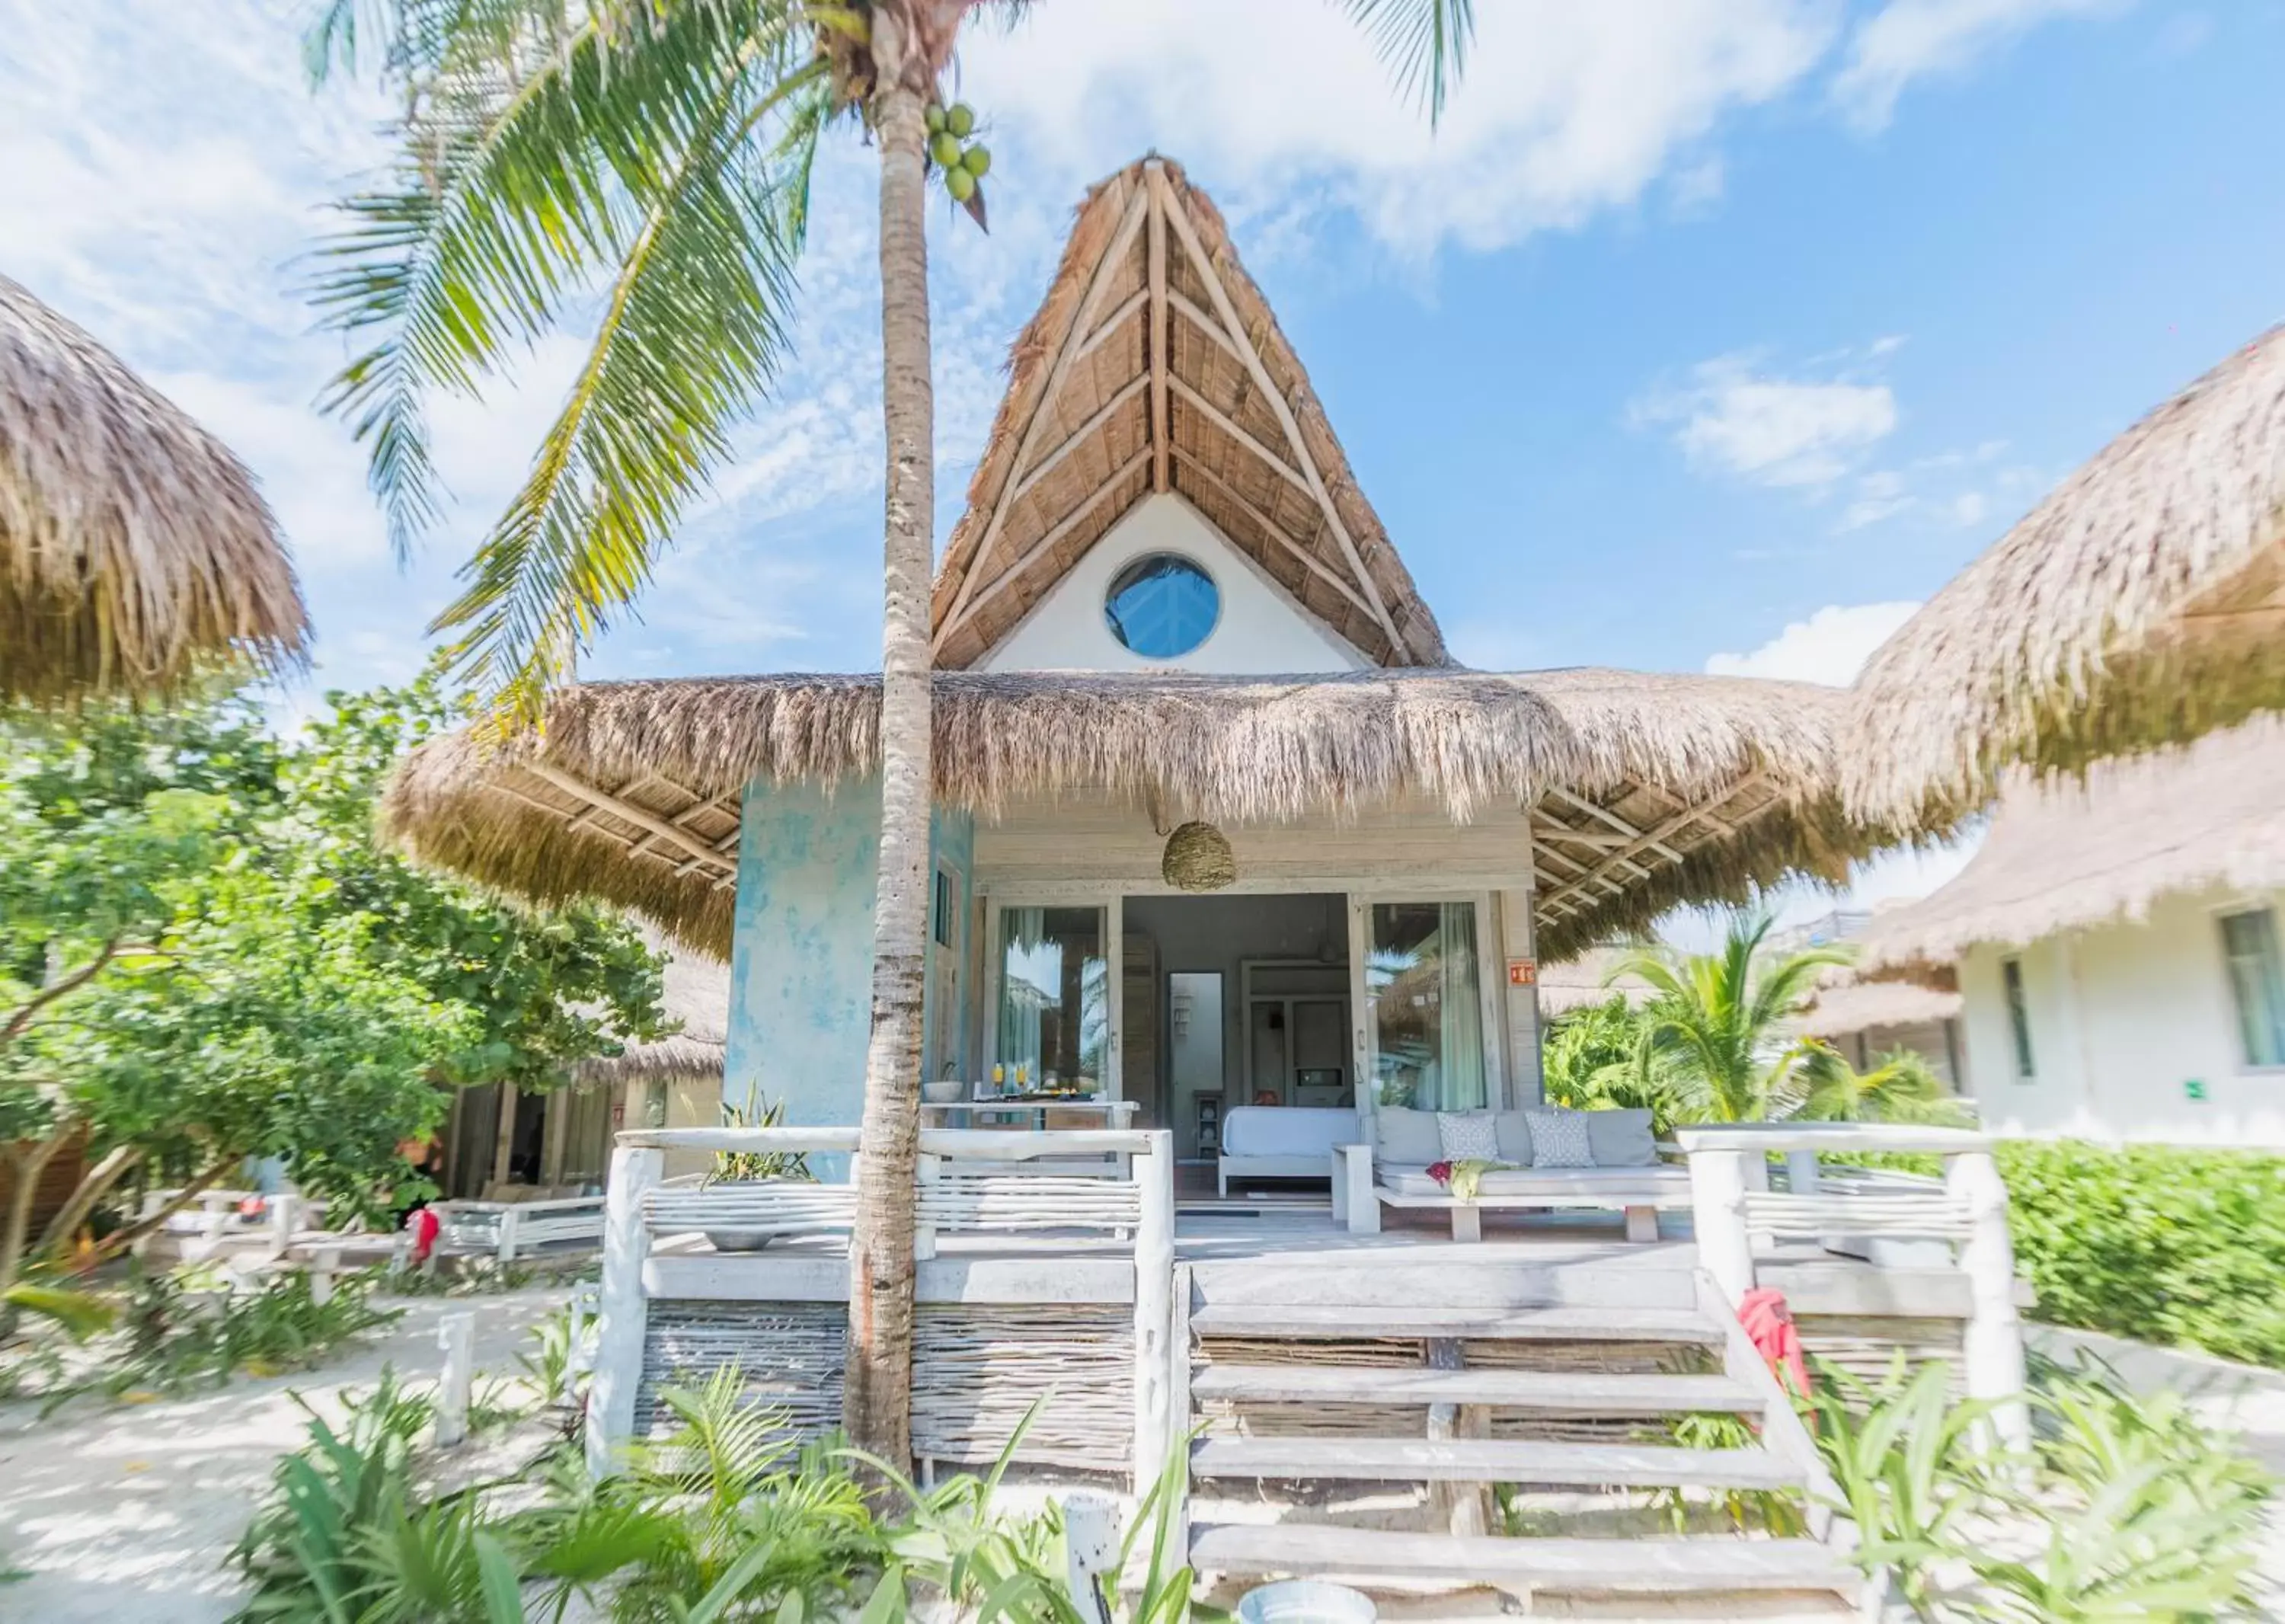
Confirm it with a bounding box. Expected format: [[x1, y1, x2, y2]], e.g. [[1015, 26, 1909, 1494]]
[[701, 1099, 817, 1252]]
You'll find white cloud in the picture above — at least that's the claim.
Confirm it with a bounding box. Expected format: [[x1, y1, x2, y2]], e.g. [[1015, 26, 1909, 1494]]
[[1705, 599, 1921, 686], [960, 0, 1842, 255], [1636, 353, 1900, 488], [1833, 0, 2121, 129]]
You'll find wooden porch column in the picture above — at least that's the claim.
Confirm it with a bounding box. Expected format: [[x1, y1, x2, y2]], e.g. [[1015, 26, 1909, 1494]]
[[586, 1143, 663, 1477], [1497, 878, 1542, 1108]]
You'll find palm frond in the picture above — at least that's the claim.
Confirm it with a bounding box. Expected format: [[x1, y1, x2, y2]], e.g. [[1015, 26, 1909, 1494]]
[[1340, 0, 1474, 126]]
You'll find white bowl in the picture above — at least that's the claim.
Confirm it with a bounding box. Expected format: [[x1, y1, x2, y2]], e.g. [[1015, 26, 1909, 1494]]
[[921, 1079, 965, 1104]]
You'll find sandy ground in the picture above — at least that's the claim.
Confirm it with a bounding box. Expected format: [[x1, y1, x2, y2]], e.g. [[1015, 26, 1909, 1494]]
[[0, 1287, 564, 1623], [3, 1306, 2280, 1622]]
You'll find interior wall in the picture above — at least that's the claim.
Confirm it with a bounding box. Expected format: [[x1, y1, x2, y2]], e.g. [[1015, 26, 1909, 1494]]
[[1120, 892, 1349, 1157]]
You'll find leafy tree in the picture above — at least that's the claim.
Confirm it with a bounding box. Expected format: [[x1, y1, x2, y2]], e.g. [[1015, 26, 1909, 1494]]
[[0, 682, 665, 1297], [305, 0, 1474, 1467], [1606, 913, 1850, 1124], [1542, 993, 1676, 1130], [1794, 1044, 1966, 1127]]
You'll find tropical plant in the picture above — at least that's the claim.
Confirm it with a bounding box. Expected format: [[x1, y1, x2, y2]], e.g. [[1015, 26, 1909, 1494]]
[[78, 1267, 401, 1402], [1606, 913, 1851, 1124], [1541, 992, 1677, 1129], [1807, 1357, 1994, 1618], [707, 1098, 817, 1186], [1793, 1044, 1970, 1127], [515, 1364, 886, 1620], [306, 0, 1476, 1470]]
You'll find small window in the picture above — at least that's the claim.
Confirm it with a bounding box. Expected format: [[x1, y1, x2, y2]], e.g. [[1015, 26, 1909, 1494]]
[[932, 868, 956, 949], [1104, 553, 1219, 659], [2219, 907, 2285, 1069], [2001, 957, 2035, 1080]]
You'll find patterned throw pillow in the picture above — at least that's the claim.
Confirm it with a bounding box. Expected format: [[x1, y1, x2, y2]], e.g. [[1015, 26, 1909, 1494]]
[[1437, 1111, 1501, 1162], [1525, 1109, 1594, 1168]]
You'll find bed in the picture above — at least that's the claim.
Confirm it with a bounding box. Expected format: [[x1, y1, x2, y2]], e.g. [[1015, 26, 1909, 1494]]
[[1216, 1105, 1360, 1197]]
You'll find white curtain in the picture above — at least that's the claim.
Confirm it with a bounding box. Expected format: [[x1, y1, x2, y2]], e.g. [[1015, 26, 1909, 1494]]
[[1433, 903, 1487, 1111]]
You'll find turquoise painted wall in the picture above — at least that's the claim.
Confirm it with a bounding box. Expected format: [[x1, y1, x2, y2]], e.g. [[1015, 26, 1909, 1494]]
[[721, 779, 976, 1152]]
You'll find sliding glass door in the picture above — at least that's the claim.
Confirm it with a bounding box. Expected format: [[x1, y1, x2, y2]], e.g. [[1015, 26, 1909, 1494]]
[[993, 904, 1110, 1090], [1363, 898, 1493, 1111]]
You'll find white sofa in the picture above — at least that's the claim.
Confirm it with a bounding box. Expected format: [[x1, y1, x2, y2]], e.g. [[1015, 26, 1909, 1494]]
[[1331, 1105, 1689, 1242], [1218, 1105, 1360, 1197]]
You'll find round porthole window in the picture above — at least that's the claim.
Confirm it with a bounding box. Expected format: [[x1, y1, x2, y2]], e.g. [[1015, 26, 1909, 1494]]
[[1104, 552, 1220, 659]]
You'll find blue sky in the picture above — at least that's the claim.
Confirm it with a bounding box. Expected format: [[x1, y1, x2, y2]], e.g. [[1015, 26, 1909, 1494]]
[[5, 0, 2280, 914]]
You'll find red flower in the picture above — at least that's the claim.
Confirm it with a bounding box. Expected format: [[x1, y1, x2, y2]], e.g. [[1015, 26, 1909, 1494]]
[[1427, 1159, 1453, 1186]]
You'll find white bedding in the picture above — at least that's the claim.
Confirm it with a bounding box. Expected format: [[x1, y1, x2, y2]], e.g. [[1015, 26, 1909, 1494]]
[[1220, 1105, 1359, 1159]]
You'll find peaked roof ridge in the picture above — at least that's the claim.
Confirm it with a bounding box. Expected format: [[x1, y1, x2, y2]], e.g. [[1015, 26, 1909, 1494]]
[[930, 155, 1449, 670]]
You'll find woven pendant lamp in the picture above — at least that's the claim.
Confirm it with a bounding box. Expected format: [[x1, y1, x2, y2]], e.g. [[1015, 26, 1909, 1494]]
[[1161, 821, 1236, 891]]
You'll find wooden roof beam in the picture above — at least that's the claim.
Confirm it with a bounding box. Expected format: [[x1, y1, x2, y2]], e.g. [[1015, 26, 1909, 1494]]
[[1147, 161, 1171, 494], [1537, 772, 1769, 912], [948, 449, 1154, 628], [1171, 448, 1378, 619], [935, 183, 1151, 654], [1155, 184, 1408, 657]]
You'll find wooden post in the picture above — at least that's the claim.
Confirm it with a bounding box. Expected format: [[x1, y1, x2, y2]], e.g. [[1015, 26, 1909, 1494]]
[[1688, 1147, 1754, 1306], [434, 1310, 475, 1448], [1167, 1259, 1194, 1571], [586, 1143, 663, 1477], [1132, 1130, 1175, 1495], [1425, 1338, 1494, 1537], [913, 1153, 941, 1261], [1338, 1143, 1379, 1235], [497, 1203, 523, 1264], [491, 1085, 519, 1194], [1948, 1149, 2030, 1450]]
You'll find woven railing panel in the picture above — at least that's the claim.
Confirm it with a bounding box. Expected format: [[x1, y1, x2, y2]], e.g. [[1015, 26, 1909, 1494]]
[[910, 1303, 1133, 1469], [919, 1175, 1141, 1232], [644, 1184, 857, 1236], [1743, 1191, 1972, 1239], [637, 1300, 846, 1440]]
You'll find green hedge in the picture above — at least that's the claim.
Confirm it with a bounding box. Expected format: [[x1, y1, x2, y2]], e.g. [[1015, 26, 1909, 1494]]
[[1994, 1140, 2285, 1369]]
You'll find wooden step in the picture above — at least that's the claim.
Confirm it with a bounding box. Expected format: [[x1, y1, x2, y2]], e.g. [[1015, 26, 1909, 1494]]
[[1188, 1523, 1858, 1595], [1188, 1303, 1719, 1344], [1190, 1435, 1805, 1491], [1190, 1366, 1761, 1414]]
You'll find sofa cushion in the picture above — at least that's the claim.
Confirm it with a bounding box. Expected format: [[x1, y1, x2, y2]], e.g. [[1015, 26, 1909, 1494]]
[[1437, 1111, 1501, 1162], [1526, 1110, 1594, 1168], [1372, 1105, 1443, 1165], [1379, 1163, 1689, 1200], [1494, 1111, 1534, 1164], [1585, 1108, 1659, 1168]]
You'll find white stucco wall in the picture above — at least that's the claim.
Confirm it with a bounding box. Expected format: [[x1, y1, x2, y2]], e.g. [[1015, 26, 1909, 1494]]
[[979, 492, 1370, 673], [1957, 887, 2285, 1147]]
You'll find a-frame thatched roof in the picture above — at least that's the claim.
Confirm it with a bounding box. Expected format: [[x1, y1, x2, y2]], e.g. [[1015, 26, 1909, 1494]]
[[930, 158, 1446, 670], [1843, 326, 2285, 830], [1856, 716, 2285, 973], [1, 275, 308, 703]]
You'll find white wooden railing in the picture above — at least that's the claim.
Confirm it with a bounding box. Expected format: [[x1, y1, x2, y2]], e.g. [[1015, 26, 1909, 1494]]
[[1673, 1123, 2027, 1447], [586, 1127, 1175, 1490]]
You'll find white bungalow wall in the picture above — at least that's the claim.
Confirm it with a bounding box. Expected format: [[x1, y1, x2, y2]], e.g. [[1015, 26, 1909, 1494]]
[[977, 493, 1370, 674], [1957, 886, 2285, 1148]]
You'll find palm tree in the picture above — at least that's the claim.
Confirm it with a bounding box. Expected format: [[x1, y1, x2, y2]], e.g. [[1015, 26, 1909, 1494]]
[[307, 0, 1473, 1469], [1606, 915, 1850, 1124]]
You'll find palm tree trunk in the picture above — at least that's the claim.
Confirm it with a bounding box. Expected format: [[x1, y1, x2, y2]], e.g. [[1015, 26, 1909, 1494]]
[[843, 70, 935, 1473]]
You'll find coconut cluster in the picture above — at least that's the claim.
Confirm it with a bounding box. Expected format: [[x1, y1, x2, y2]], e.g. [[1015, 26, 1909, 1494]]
[[923, 101, 991, 203]]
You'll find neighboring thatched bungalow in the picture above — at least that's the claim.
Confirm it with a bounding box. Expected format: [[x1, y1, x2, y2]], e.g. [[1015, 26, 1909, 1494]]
[[1857, 718, 2285, 1147], [385, 157, 1898, 1148], [1, 275, 306, 702], [439, 942, 730, 1197], [1844, 326, 2285, 830], [1795, 968, 1965, 1089]]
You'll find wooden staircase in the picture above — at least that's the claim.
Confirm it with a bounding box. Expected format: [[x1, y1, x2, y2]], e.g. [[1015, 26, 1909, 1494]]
[[1176, 1259, 1871, 1615]]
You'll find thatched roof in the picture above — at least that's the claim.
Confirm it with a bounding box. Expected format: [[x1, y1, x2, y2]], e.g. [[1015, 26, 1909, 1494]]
[[573, 941, 728, 1088], [1795, 972, 1961, 1037], [1, 276, 307, 702], [1857, 716, 2285, 971], [930, 158, 1446, 670], [380, 667, 1882, 964], [1844, 327, 2285, 829]]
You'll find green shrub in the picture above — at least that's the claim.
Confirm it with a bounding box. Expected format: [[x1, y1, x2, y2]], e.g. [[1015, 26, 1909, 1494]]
[[1994, 1140, 2285, 1368]]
